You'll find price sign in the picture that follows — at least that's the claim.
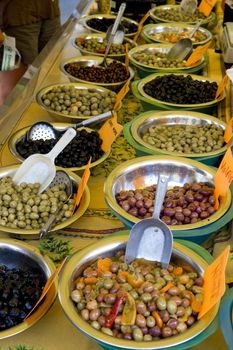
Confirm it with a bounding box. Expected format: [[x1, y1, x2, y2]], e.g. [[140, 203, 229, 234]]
[[214, 148, 233, 209], [185, 42, 210, 66], [114, 80, 130, 111], [198, 0, 217, 17], [133, 10, 151, 42], [74, 158, 91, 210], [98, 112, 123, 152], [198, 246, 230, 319], [224, 118, 233, 143], [215, 74, 229, 99]]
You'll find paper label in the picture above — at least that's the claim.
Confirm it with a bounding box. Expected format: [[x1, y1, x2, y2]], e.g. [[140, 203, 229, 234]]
[[133, 11, 151, 42], [226, 68, 233, 83], [215, 74, 228, 99], [1, 35, 18, 71], [198, 0, 217, 16], [214, 148, 233, 209], [224, 118, 233, 143], [133, 176, 145, 189], [198, 246, 230, 319], [98, 112, 123, 152], [114, 80, 130, 111], [185, 42, 210, 66], [74, 158, 91, 210]]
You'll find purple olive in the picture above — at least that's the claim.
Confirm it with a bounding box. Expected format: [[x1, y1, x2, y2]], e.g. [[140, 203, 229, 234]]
[[167, 318, 178, 329], [164, 208, 176, 217], [161, 216, 172, 225], [149, 326, 161, 337], [128, 207, 138, 217], [175, 212, 185, 222]]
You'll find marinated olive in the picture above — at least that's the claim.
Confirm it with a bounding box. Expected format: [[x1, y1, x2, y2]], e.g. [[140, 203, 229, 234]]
[[86, 18, 138, 35], [75, 37, 133, 55], [155, 8, 206, 22], [133, 51, 187, 68]]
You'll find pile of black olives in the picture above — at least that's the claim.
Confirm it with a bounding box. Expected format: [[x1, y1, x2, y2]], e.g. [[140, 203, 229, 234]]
[[16, 129, 104, 168], [0, 264, 44, 330], [86, 18, 138, 34], [143, 75, 218, 105]]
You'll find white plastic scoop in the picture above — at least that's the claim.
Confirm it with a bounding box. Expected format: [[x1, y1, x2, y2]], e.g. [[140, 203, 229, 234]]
[[125, 174, 173, 268], [13, 128, 76, 193]]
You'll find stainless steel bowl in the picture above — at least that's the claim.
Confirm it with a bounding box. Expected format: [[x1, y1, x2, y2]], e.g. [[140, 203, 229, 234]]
[[0, 238, 56, 339], [141, 23, 212, 46], [137, 73, 225, 108], [149, 5, 215, 25], [60, 56, 134, 91], [36, 82, 116, 121], [104, 155, 231, 231], [59, 234, 219, 350], [130, 110, 227, 158], [8, 123, 110, 172], [79, 14, 139, 38], [129, 43, 205, 72], [72, 33, 137, 61], [0, 165, 90, 237]]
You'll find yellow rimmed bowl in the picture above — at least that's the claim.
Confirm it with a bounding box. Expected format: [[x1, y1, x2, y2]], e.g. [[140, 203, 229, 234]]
[[149, 5, 216, 27], [72, 33, 137, 62], [60, 56, 134, 92], [58, 233, 219, 350], [36, 82, 117, 122], [0, 165, 90, 238], [8, 123, 111, 173], [141, 23, 212, 46], [104, 155, 232, 243], [79, 14, 139, 38], [0, 238, 56, 339]]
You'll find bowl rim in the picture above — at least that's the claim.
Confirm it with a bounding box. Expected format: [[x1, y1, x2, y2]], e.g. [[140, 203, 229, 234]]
[[128, 43, 205, 71], [59, 56, 134, 88], [0, 238, 57, 339], [130, 110, 228, 158], [104, 155, 231, 231], [0, 165, 90, 236], [58, 234, 219, 349], [8, 123, 111, 172], [137, 72, 225, 107]]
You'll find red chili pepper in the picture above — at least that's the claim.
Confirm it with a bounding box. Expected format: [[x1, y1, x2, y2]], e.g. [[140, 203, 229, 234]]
[[105, 293, 126, 328]]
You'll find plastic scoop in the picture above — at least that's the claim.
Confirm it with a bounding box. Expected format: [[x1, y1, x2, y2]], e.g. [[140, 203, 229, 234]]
[[13, 127, 76, 193], [167, 20, 202, 61], [125, 174, 173, 268], [180, 0, 197, 15]]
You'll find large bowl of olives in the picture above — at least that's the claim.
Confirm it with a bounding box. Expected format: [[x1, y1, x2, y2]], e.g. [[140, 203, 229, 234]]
[[8, 123, 111, 172], [59, 233, 219, 350], [0, 238, 56, 339], [149, 5, 215, 26], [72, 33, 137, 62], [0, 165, 90, 237]]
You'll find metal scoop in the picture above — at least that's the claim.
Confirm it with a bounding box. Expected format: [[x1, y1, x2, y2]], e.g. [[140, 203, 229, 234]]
[[100, 3, 126, 67], [167, 20, 202, 61], [13, 127, 76, 193], [125, 174, 173, 268], [39, 170, 73, 238], [26, 110, 112, 141]]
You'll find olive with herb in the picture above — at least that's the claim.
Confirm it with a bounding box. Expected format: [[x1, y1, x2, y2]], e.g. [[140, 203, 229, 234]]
[[155, 8, 206, 22], [86, 18, 138, 35]]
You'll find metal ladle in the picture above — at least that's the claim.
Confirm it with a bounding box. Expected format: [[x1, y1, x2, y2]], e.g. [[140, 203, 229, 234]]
[[125, 174, 173, 268], [167, 20, 202, 61]]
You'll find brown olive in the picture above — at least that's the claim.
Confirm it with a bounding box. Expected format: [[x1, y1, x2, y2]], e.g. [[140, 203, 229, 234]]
[[162, 326, 173, 338]]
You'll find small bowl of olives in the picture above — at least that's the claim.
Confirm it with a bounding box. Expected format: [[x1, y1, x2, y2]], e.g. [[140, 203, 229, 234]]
[[0, 238, 56, 339], [36, 83, 117, 122], [60, 56, 134, 92], [8, 123, 111, 172], [0, 165, 90, 237], [59, 233, 219, 349], [72, 33, 137, 62]]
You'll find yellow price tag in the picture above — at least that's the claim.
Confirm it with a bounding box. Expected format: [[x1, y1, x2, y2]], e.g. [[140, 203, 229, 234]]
[[224, 117, 233, 143], [185, 42, 210, 66], [133, 11, 151, 42], [74, 158, 91, 211], [98, 112, 123, 152], [198, 0, 217, 16], [114, 80, 130, 111], [215, 74, 228, 99]]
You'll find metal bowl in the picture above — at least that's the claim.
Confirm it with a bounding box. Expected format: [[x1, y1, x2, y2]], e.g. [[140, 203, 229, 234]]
[[72, 33, 137, 62], [36, 83, 117, 121], [104, 155, 231, 231], [60, 56, 134, 91], [59, 234, 219, 350], [149, 5, 215, 25], [130, 110, 228, 158], [79, 14, 139, 38], [141, 23, 212, 46], [129, 43, 205, 72], [0, 238, 56, 339], [137, 73, 225, 109], [8, 123, 111, 172], [0, 165, 90, 237]]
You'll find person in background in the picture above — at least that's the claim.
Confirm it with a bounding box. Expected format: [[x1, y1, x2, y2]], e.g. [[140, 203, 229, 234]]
[[0, 0, 61, 105], [223, 0, 233, 23]]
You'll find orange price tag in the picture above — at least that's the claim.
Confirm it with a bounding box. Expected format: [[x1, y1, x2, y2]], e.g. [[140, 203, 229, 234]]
[[224, 117, 233, 143], [125, 43, 129, 71], [198, 0, 217, 16], [215, 74, 228, 99], [133, 11, 151, 42], [98, 112, 123, 152], [214, 148, 233, 209], [133, 176, 145, 189], [25, 257, 67, 321], [198, 246, 230, 319], [114, 80, 130, 111], [185, 42, 210, 66], [74, 158, 91, 210]]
